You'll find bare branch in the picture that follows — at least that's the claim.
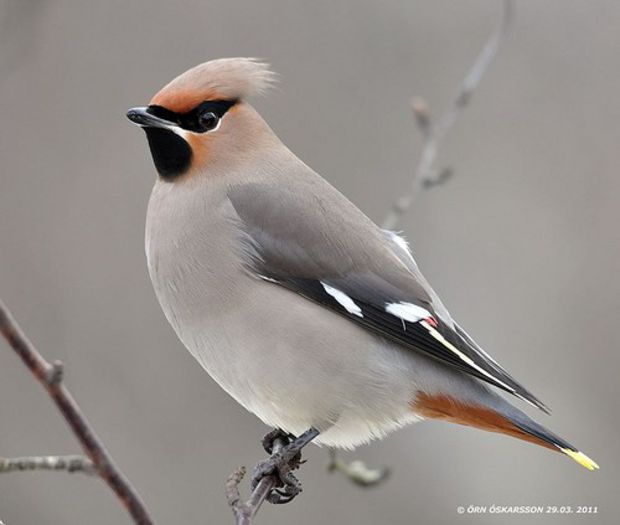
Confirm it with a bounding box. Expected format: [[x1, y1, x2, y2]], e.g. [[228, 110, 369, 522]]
[[0, 455, 96, 475], [227, 436, 286, 525], [225, 466, 246, 510], [0, 300, 154, 525], [381, 0, 514, 230]]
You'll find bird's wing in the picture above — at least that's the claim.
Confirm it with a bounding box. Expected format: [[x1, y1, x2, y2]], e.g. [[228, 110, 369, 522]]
[[227, 180, 549, 413]]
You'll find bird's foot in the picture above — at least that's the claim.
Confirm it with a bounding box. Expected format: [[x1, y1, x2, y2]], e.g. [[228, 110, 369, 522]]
[[251, 427, 319, 504], [251, 457, 302, 504], [261, 428, 295, 455]]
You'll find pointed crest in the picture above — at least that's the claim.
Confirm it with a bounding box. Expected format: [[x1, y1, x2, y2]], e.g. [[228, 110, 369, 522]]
[[150, 58, 276, 113]]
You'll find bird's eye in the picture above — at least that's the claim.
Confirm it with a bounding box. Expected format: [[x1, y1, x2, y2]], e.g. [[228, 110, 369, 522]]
[[198, 111, 220, 132]]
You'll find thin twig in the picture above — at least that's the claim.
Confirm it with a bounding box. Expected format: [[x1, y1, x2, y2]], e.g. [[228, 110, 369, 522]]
[[227, 437, 286, 525], [327, 448, 390, 487], [0, 300, 154, 525], [0, 455, 96, 475], [381, 0, 514, 230]]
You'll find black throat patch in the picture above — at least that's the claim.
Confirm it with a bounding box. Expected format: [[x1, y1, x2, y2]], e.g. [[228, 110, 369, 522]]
[[143, 127, 192, 180], [142, 99, 238, 180]]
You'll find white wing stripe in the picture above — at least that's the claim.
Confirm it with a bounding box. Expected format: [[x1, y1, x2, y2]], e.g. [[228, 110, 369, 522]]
[[322, 283, 364, 318], [385, 301, 431, 323]]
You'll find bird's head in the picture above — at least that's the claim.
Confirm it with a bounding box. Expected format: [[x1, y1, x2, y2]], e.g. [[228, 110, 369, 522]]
[[127, 58, 277, 181]]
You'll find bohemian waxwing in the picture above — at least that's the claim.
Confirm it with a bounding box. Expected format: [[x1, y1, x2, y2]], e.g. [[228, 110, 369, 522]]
[[126, 58, 598, 492]]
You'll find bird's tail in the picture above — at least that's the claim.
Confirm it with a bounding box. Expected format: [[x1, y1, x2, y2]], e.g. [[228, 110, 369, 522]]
[[506, 408, 599, 470], [413, 392, 599, 470]]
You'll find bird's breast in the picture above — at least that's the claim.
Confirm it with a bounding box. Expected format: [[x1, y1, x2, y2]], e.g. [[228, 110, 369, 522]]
[[145, 178, 248, 343]]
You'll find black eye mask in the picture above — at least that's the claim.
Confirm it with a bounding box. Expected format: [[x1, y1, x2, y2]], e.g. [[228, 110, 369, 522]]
[[147, 99, 238, 133]]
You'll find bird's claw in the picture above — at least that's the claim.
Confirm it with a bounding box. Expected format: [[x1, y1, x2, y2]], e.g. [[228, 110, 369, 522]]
[[251, 431, 305, 504], [265, 470, 302, 504], [261, 428, 294, 455]]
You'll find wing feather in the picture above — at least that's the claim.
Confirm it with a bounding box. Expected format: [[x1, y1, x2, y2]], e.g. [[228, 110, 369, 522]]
[[228, 182, 549, 413]]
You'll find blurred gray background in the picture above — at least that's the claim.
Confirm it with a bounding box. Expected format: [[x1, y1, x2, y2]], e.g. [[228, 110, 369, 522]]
[[1, 1, 618, 524]]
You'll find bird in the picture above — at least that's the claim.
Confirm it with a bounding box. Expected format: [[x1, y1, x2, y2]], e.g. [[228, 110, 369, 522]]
[[126, 57, 597, 498]]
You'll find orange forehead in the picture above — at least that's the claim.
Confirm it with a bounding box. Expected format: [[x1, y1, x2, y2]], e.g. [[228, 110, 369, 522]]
[[147, 58, 274, 112], [150, 86, 224, 113]]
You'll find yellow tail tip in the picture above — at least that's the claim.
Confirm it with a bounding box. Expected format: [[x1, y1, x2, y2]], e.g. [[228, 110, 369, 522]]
[[560, 448, 599, 471]]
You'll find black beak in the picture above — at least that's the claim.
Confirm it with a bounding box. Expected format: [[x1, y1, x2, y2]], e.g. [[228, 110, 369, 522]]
[[126, 107, 172, 129]]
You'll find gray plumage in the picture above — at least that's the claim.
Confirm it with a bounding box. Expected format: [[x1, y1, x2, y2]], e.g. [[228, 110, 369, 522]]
[[144, 106, 531, 446], [131, 58, 597, 469]]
